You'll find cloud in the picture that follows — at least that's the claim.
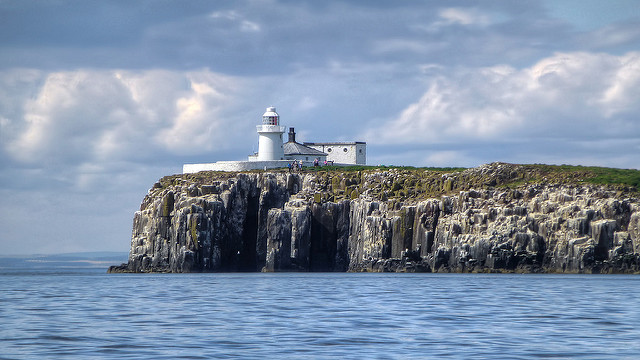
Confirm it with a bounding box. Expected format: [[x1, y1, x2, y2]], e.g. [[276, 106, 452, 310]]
[[0, 2, 548, 73], [0, 68, 249, 254], [153, 72, 242, 153], [589, 23, 640, 48], [3, 1, 631, 76], [209, 10, 261, 32], [437, 7, 493, 27], [365, 51, 640, 168], [1, 68, 245, 190]]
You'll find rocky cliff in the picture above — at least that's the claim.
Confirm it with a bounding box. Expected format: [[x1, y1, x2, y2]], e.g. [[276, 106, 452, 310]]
[[109, 163, 640, 273]]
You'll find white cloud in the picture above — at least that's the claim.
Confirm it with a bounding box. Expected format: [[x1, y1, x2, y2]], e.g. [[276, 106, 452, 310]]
[[0, 67, 246, 254], [438, 7, 491, 26], [1, 68, 245, 191], [6, 71, 135, 164], [599, 53, 640, 115], [5, 69, 242, 158], [209, 10, 239, 20], [154, 72, 240, 153], [241, 20, 261, 32], [209, 10, 260, 32], [415, 6, 502, 33], [365, 52, 640, 168], [0, 69, 251, 254]]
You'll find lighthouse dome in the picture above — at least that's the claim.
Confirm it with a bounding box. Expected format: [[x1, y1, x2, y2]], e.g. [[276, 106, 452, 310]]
[[262, 106, 279, 125]]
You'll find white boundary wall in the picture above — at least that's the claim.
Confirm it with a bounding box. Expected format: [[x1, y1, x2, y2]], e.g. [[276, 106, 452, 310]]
[[184, 161, 288, 173], [183, 160, 353, 173]]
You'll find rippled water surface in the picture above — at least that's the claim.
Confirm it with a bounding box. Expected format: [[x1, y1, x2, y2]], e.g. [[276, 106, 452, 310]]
[[1, 270, 640, 359]]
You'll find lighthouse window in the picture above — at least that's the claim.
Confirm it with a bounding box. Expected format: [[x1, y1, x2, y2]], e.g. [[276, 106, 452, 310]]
[[264, 116, 277, 125], [327, 148, 332, 152], [343, 148, 348, 152]]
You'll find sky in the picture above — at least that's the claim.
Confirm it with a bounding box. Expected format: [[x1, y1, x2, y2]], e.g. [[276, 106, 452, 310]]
[[1, 0, 639, 255]]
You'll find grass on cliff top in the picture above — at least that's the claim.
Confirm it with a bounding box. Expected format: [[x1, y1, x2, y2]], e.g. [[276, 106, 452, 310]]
[[158, 163, 639, 195], [530, 164, 640, 189], [304, 165, 467, 172], [315, 163, 640, 193], [311, 163, 640, 189]]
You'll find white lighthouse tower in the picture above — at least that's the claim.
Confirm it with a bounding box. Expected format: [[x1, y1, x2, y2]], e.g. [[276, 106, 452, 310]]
[[256, 106, 285, 161]]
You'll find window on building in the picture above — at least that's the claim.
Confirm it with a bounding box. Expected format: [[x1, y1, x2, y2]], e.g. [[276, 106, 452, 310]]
[[343, 148, 348, 152], [327, 148, 332, 152]]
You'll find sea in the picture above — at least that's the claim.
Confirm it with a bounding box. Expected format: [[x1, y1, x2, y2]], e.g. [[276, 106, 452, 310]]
[[1, 260, 640, 359]]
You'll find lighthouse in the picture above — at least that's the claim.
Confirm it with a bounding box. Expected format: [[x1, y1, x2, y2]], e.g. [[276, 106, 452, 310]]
[[183, 105, 366, 173], [256, 106, 285, 161]]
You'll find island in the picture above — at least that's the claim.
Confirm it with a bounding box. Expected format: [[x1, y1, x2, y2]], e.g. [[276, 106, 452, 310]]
[[109, 162, 640, 274]]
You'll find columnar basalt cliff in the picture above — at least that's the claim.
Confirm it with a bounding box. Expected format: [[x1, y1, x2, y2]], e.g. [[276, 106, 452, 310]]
[[109, 163, 640, 273]]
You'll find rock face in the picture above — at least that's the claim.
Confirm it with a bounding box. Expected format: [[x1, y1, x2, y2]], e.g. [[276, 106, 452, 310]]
[[109, 164, 640, 273]]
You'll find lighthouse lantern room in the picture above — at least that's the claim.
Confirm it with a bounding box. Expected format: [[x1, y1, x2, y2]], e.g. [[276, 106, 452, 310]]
[[256, 106, 285, 161]]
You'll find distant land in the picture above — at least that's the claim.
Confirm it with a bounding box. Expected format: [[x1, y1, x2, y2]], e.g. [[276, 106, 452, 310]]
[[0, 252, 129, 272]]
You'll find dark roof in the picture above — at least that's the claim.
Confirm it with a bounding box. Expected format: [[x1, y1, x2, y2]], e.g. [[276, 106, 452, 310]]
[[284, 142, 327, 156]]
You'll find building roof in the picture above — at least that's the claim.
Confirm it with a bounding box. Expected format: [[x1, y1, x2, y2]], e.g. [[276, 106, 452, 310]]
[[284, 142, 327, 156], [303, 141, 366, 145]]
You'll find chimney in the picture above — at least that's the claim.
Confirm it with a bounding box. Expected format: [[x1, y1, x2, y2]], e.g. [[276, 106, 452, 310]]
[[288, 127, 296, 143]]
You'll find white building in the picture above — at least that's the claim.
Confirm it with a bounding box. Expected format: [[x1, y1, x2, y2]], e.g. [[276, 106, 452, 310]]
[[183, 106, 365, 173], [304, 142, 366, 165]]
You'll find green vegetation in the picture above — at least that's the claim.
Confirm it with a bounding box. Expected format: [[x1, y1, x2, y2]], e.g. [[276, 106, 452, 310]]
[[303, 164, 466, 173], [571, 166, 639, 188], [589, 169, 640, 188], [527, 164, 640, 189]]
